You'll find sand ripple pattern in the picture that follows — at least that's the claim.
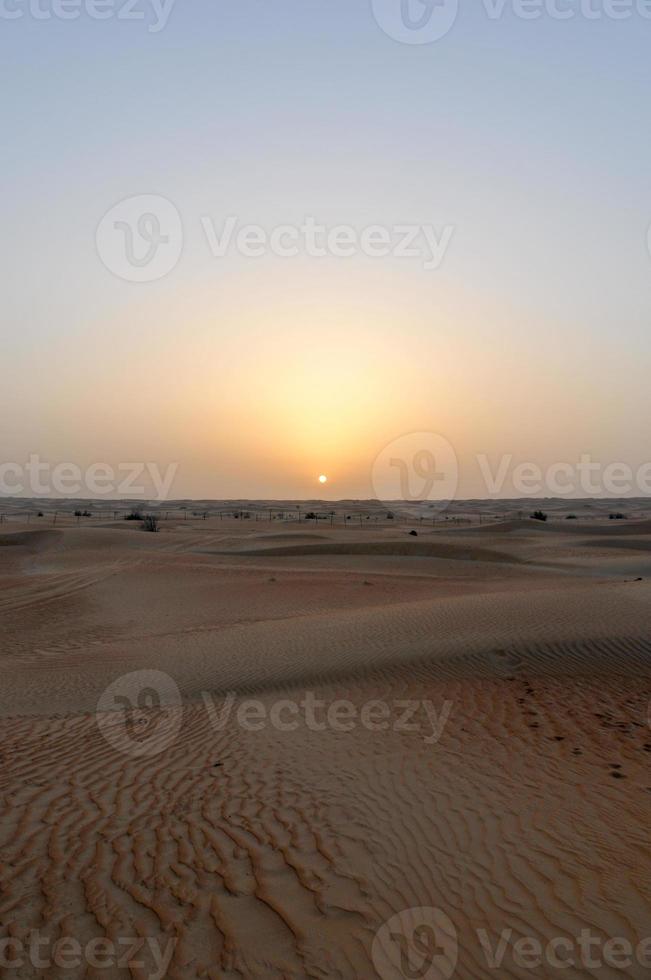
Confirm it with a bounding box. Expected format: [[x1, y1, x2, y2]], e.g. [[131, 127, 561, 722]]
[[2, 672, 651, 979]]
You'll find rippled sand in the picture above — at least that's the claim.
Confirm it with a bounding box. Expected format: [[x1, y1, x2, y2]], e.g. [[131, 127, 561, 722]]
[[1, 510, 651, 978]]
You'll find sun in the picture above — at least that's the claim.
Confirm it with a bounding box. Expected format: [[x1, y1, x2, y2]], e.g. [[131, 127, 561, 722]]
[[318, 474, 328, 484]]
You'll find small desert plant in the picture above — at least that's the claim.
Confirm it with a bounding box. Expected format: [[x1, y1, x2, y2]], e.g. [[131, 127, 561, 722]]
[[566, 514, 577, 520], [609, 513, 627, 520], [125, 510, 143, 521], [142, 515, 159, 532], [531, 510, 548, 522]]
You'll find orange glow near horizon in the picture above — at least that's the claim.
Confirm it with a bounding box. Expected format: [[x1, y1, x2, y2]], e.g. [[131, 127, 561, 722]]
[[21, 287, 627, 500]]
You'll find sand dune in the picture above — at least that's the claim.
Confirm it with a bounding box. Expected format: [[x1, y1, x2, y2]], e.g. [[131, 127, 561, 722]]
[[0, 528, 62, 550], [208, 539, 525, 564], [1, 509, 651, 977]]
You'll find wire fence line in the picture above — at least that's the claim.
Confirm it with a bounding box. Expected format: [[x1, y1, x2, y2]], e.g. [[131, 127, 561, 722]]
[[0, 506, 508, 527]]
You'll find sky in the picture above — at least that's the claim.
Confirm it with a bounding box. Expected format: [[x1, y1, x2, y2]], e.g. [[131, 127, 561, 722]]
[[2, 0, 651, 500]]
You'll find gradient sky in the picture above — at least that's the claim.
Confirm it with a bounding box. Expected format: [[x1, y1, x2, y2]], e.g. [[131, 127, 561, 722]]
[[2, 0, 651, 499]]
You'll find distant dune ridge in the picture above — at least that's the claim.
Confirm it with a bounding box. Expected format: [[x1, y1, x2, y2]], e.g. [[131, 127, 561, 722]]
[[1, 501, 651, 977]]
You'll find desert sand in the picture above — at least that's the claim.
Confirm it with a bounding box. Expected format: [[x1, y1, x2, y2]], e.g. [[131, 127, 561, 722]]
[[1, 500, 651, 978]]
